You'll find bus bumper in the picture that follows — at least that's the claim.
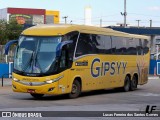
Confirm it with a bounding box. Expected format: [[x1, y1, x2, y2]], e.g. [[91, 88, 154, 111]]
[[12, 80, 59, 95]]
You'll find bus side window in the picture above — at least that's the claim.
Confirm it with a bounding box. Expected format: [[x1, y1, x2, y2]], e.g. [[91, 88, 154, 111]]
[[138, 39, 143, 55], [111, 36, 126, 54], [75, 33, 94, 57], [63, 31, 79, 59], [94, 35, 112, 54], [75, 37, 86, 56]]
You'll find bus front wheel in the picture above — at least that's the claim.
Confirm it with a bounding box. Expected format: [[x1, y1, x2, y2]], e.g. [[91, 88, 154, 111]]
[[123, 76, 130, 92], [30, 93, 44, 99], [69, 80, 81, 99]]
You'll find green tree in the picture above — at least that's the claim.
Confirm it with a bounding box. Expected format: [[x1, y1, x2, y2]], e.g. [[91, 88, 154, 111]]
[[0, 19, 23, 45], [0, 20, 8, 44]]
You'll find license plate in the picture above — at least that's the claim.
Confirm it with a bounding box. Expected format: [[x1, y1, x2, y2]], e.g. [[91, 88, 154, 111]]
[[27, 89, 35, 93]]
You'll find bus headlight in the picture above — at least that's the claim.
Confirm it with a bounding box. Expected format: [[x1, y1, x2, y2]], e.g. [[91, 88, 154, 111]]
[[13, 78, 20, 82], [45, 75, 64, 84]]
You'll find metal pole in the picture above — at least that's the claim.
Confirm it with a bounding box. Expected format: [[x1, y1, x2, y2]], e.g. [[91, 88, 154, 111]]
[[124, 0, 127, 27], [121, 0, 127, 27], [5, 55, 8, 63], [136, 20, 141, 28], [63, 16, 68, 24], [2, 76, 3, 87], [100, 19, 102, 27], [156, 45, 159, 60], [150, 19, 152, 28]]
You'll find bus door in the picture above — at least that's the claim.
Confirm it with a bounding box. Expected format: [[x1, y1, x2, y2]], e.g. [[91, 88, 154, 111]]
[[56, 41, 73, 94]]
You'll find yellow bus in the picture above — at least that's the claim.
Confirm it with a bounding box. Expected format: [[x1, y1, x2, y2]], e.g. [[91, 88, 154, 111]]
[[5, 24, 150, 99]]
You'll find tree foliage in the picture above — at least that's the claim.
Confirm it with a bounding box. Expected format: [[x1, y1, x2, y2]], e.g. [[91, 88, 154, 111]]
[[0, 20, 23, 45]]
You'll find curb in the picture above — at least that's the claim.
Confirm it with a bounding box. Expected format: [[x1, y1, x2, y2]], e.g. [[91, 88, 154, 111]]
[[148, 76, 159, 80]]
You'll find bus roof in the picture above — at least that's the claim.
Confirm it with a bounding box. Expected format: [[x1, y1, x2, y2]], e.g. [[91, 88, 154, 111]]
[[22, 24, 149, 39]]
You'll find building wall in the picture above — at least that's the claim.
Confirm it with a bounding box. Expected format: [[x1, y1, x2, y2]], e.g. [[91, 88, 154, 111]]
[[46, 10, 60, 24], [7, 8, 46, 24], [32, 15, 44, 25], [7, 8, 45, 15], [0, 8, 60, 25], [152, 35, 160, 54]]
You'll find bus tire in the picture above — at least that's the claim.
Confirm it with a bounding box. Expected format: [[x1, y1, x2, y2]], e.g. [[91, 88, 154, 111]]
[[30, 93, 44, 99], [130, 75, 138, 91], [69, 80, 81, 99], [123, 75, 130, 92]]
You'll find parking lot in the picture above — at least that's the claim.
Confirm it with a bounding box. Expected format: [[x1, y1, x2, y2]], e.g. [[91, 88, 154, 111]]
[[0, 77, 160, 120]]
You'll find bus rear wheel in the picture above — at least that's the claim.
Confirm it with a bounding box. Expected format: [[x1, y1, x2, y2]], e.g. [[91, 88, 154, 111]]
[[123, 76, 130, 92], [69, 80, 81, 99], [30, 93, 44, 99], [130, 76, 138, 91]]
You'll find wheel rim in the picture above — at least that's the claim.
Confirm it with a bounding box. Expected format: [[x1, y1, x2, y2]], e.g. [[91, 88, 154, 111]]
[[125, 78, 130, 90], [132, 77, 137, 88], [71, 84, 78, 94]]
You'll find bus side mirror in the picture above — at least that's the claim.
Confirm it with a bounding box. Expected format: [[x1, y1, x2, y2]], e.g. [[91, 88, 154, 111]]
[[5, 40, 18, 55], [56, 40, 73, 57]]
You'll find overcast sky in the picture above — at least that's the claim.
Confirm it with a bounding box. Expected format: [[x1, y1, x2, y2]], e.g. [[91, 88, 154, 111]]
[[0, 0, 160, 27]]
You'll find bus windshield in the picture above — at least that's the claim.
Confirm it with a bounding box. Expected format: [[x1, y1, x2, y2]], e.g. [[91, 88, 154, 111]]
[[14, 36, 61, 74]]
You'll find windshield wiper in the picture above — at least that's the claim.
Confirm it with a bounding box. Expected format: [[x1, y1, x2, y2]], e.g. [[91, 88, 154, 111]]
[[33, 52, 42, 73], [22, 51, 34, 72]]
